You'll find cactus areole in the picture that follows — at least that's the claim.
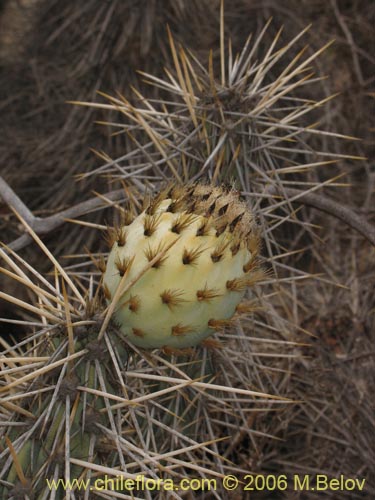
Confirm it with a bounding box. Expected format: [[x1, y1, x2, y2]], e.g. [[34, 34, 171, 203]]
[[103, 184, 260, 348]]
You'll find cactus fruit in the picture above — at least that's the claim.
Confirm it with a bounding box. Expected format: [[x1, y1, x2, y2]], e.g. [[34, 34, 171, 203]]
[[103, 183, 261, 349]]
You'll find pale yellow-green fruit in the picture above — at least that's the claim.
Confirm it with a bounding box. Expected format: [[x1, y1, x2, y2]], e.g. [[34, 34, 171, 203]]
[[103, 184, 260, 349]]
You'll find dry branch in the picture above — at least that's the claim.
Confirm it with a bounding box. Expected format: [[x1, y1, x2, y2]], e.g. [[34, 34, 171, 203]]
[[271, 186, 375, 246], [0, 176, 125, 251], [1, 176, 374, 251]]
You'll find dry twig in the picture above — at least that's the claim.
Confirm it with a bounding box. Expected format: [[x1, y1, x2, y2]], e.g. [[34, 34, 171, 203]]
[[0, 176, 125, 251], [270, 186, 375, 246], [1, 176, 374, 251]]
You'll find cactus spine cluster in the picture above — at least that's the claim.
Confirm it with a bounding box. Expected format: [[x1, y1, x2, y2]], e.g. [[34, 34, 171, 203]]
[[103, 183, 261, 349]]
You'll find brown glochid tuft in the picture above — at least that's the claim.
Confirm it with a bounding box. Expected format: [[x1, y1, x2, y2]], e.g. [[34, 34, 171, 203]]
[[171, 213, 197, 234], [182, 245, 205, 265], [115, 256, 132, 277], [143, 214, 161, 237], [129, 295, 140, 312], [226, 276, 249, 292], [160, 289, 186, 310], [132, 328, 145, 338], [196, 285, 222, 302], [171, 323, 194, 336], [144, 242, 168, 268]]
